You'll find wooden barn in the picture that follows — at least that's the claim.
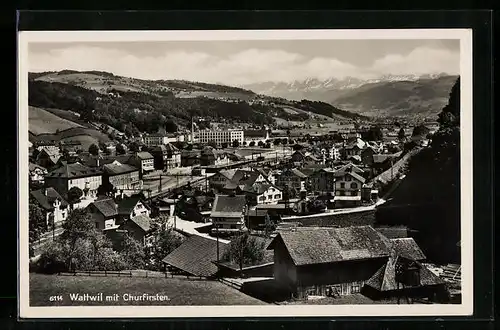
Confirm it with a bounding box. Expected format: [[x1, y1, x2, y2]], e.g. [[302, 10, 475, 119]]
[[266, 225, 392, 299]]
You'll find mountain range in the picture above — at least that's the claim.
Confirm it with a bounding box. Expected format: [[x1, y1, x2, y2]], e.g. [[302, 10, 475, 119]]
[[242, 73, 459, 120]]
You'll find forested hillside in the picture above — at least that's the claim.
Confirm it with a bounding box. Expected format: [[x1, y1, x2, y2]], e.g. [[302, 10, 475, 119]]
[[375, 77, 461, 264]]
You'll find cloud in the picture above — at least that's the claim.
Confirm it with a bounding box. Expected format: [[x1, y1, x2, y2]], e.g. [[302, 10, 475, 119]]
[[28, 44, 460, 85], [370, 46, 460, 76]]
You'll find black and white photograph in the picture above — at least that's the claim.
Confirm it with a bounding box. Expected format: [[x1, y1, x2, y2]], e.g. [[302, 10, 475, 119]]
[[18, 29, 473, 318]]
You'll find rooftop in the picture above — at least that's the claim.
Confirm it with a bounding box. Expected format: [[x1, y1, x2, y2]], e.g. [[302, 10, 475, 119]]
[[30, 187, 68, 210], [46, 162, 102, 179], [162, 234, 229, 277], [267, 225, 391, 266], [211, 195, 247, 218]]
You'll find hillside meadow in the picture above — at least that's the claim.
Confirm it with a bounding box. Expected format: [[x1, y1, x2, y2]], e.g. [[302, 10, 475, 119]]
[[28, 106, 82, 135]]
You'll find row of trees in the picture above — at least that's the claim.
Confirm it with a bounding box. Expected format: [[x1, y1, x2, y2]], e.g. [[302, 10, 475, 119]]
[[35, 209, 184, 273]]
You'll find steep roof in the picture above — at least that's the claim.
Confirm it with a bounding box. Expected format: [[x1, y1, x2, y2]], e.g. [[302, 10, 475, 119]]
[[211, 195, 247, 218], [30, 187, 68, 210], [267, 226, 391, 266], [128, 214, 151, 233], [390, 238, 426, 261], [334, 170, 366, 183], [279, 168, 307, 179], [162, 235, 229, 277], [102, 162, 138, 175], [218, 169, 237, 180], [118, 195, 144, 215], [89, 198, 118, 218], [38, 148, 61, 164], [364, 256, 445, 292], [46, 162, 102, 179]]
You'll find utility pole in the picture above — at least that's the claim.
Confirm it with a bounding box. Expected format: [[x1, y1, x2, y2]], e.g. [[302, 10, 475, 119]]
[[216, 222, 219, 263]]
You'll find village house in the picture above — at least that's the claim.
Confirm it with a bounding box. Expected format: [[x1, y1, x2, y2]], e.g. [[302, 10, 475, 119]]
[[119, 214, 155, 247], [266, 226, 392, 299], [86, 197, 119, 230], [102, 161, 141, 193], [200, 147, 230, 167], [333, 167, 366, 208], [129, 151, 155, 175], [240, 182, 283, 206], [308, 167, 336, 197], [210, 194, 248, 236], [117, 195, 151, 224], [36, 147, 61, 170], [181, 149, 201, 167], [150, 143, 181, 170], [209, 169, 237, 190], [36, 143, 59, 153], [275, 168, 307, 192], [104, 141, 116, 155], [30, 187, 69, 227], [342, 138, 367, 159], [44, 162, 103, 201], [29, 162, 48, 185]]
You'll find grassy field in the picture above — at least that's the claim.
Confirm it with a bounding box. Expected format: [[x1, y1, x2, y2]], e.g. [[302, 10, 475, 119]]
[[29, 106, 82, 135], [30, 273, 266, 306]]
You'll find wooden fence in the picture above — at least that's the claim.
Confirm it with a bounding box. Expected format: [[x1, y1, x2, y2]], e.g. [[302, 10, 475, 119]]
[[58, 269, 209, 280]]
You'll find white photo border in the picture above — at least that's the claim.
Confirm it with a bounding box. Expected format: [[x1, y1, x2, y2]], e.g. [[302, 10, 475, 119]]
[[17, 28, 473, 318]]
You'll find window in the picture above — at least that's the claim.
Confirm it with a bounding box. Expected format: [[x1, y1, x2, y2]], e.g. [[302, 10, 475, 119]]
[[95, 222, 99, 229], [350, 182, 358, 189], [351, 283, 361, 294], [351, 191, 358, 196], [340, 191, 345, 196], [230, 224, 237, 229], [274, 194, 281, 199], [340, 183, 345, 188]]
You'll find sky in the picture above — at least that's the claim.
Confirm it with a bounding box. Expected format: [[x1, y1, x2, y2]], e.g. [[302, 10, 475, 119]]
[[28, 39, 460, 86]]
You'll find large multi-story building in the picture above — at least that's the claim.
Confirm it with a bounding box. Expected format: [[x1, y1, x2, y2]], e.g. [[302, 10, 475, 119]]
[[44, 162, 103, 199], [197, 129, 244, 146], [143, 133, 169, 147]]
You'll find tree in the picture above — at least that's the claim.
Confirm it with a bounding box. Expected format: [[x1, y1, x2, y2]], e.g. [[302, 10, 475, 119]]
[[273, 138, 281, 145], [242, 141, 247, 146], [119, 234, 146, 269], [412, 124, 430, 138], [221, 142, 229, 149], [265, 142, 271, 149], [165, 119, 178, 133], [29, 202, 46, 245], [67, 186, 84, 210], [129, 141, 140, 153], [232, 139, 240, 148], [149, 224, 184, 270], [249, 141, 256, 147], [88, 143, 99, 156], [257, 141, 264, 147], [398, 128, 406, 141], [208, 140, 217, 149], [61, 149, 71, 161], [60, 208, 98, 271], [97, 181, 116, 197], [116, 143, 126, 155], [222, 233, 266, 271]]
